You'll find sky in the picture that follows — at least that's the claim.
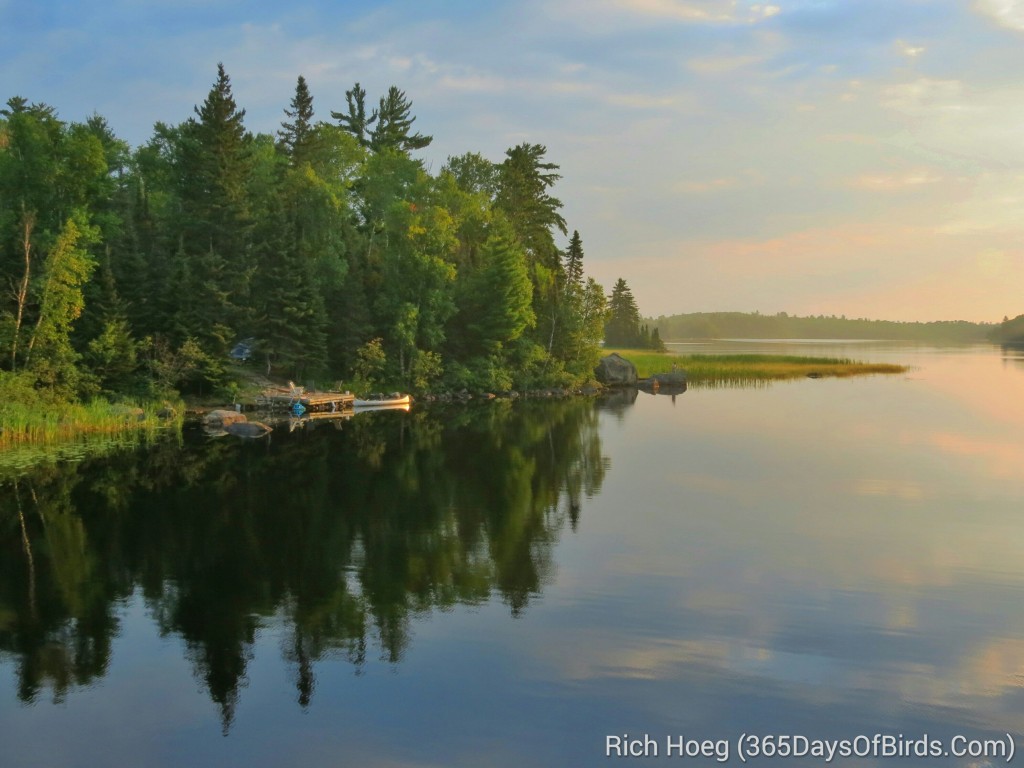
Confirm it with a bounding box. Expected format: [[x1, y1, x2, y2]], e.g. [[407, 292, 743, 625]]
[[2, 0, 1023, 323]]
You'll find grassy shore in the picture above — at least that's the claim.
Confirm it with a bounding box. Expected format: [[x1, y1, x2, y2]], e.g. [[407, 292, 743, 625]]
[[0, 399, 182, 451], [604, 348, 908, 385]]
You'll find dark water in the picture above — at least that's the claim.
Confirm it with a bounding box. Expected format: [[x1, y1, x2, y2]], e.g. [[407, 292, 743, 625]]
[[2, 343, 1024, 767]]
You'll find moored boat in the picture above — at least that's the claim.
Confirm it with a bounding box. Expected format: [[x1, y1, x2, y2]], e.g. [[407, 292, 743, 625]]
[[352, 393, 412, 408]]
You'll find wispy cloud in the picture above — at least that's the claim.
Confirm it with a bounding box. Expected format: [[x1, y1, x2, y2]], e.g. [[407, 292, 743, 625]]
[[880, 78, 964, 114], [852, 171, 943, 190], [688, 54, 764, 73], [974, 0, 1024, 31], [895, 39, 926, 58], [609, 0, 781, 24]]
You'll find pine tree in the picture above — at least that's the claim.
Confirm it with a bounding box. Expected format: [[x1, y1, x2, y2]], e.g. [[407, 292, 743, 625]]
[[368, 86, 432, 153], [178, 63, 255, 355], [604, 278, 642, 347], [564, 230, 584, 290], [278, 75, 317, 165], [462, 223, 535, 354], [331, 82, 374, 148], [495, 143, 567, 268]]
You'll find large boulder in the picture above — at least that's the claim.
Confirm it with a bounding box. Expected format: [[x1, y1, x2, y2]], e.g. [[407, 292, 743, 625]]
[[595, 353, 638, 387]]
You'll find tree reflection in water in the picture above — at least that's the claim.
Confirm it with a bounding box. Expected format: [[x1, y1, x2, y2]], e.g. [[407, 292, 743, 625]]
[[0, 398, 610, 730]]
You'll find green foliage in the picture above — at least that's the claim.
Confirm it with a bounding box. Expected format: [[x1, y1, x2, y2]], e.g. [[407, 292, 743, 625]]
[[457, 223, 534, 355], [1, 70, 617, 420], [84, 316, 139, 394], [24, 215, 98, 393], [143, 336, 224, 396], [351, 337, 387, 392]]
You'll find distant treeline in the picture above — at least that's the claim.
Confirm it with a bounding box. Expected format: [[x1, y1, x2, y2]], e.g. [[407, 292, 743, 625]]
[[989, 314, 1024, 346], [651, 312, 995, 342]]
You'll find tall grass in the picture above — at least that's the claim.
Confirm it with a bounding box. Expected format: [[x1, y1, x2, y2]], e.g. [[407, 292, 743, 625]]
[[605, 348, 908, 386], [0, 399, 182, 451]]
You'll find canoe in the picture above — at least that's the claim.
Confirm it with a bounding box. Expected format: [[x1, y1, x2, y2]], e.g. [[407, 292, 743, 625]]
[[353, 394, 411, 408]]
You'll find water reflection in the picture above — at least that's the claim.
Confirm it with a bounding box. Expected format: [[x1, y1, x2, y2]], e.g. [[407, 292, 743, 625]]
[[0, 399, 607, 730]]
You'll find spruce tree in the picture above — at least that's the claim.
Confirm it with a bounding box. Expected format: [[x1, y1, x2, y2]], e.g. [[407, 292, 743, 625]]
[[178, 63, 255, 355], [278, 75, 317, 165], [564, 230, 584, 290], [604, 278, 642, 347]]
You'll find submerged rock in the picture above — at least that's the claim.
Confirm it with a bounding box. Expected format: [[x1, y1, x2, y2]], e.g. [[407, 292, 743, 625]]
[[225, 421, 273, 438]]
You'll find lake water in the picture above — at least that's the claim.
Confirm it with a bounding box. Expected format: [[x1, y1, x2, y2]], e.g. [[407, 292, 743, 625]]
[[2, 342, 1024, 767]]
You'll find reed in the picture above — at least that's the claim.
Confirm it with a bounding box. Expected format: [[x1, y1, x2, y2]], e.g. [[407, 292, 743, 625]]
[[604, 349, 908, 385], [0, 399, 182, 451]]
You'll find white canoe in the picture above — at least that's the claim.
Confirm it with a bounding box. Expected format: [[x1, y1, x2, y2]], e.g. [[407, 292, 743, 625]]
[[353, 394, 411, 408]]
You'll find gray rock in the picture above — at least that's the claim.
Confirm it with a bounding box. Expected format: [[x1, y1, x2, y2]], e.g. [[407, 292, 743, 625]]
[[594, 353, 638, 387], [225, 421, 273, 438]]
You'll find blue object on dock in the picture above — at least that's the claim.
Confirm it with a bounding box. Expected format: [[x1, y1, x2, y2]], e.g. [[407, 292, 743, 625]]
[[291, 402, 306, 416]]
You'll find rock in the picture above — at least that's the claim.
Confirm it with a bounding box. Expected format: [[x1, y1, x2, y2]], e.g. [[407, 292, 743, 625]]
[[204, 409, 247, 428], [225, 421, 273, 438], [594, 353, 638, 387]]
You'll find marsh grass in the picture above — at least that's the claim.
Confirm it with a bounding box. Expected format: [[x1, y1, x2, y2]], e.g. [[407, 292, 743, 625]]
[[0, 399, 182, 452], [605, 348, 908, 387]]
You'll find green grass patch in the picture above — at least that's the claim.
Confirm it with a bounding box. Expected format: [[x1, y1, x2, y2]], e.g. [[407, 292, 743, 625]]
[[604, 348, 908, 387]]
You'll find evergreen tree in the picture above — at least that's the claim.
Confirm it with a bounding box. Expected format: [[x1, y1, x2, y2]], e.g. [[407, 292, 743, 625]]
[[495, 143, 566, 268], [278, 75, 317, 165], [369, 86, 432, 154], [604, 278, 642, 347], [457, 222, 534, 356], [564, 230, 584, 290], [177, 63, 255, 355], [331, 82, 374, 148]]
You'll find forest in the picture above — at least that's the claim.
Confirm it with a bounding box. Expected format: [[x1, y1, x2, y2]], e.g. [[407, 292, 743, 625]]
[[0, 65, 616, 410], [651, 311, 994, 343], [989, 314, 1024, 346]]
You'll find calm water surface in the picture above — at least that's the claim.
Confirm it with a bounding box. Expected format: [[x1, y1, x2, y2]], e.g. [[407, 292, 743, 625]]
[[2, 343, 1023, 767]]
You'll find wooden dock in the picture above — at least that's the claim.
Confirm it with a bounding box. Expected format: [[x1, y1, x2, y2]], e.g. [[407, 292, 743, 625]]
[[255, 387, 355, 412]]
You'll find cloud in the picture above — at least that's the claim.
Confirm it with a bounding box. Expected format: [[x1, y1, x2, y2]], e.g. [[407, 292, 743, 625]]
[[687, 54, 764, 74], [852, 170, 943, 190], [880, 78, 964, 114], [974, 0, 1024, 31], [895, 39, 926, 58], [558, 0, 782, 25]]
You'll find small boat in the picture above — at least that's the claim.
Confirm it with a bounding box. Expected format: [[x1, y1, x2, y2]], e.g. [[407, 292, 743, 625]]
[[353, 393, 412, 408]]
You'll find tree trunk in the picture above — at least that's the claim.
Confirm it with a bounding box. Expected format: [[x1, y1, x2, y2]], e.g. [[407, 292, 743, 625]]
[[9, 211, 35, 371]]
